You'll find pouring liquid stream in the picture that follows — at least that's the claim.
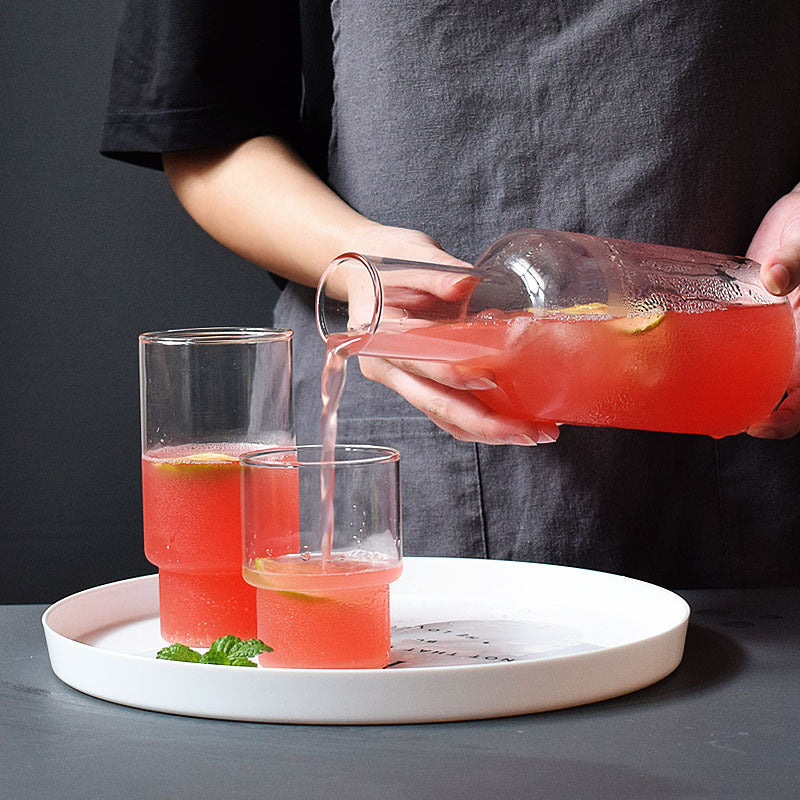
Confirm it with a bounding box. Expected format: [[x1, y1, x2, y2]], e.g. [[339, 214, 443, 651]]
[[318, 333, 365, 567], [317, 320, 491, 567]]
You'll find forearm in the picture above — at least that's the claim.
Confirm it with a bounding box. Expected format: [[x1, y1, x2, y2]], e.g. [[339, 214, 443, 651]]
[[164, 135, 554, 446], [162, 136, 378, 288]]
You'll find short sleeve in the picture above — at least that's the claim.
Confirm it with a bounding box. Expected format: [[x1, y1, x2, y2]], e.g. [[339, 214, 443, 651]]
[[100, 0, 302, 169]]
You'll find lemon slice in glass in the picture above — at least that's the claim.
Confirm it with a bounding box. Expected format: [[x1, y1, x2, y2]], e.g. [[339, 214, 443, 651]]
[[180, 451, 240, 463], [154, 450, 240, 474]]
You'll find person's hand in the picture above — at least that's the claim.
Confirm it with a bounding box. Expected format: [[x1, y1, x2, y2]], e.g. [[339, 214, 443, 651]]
[[342, 222, 560, 445], [746, 186, 800, 439]]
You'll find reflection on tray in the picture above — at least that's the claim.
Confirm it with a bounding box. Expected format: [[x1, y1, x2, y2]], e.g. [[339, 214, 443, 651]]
[[386, 619, 601, 668]]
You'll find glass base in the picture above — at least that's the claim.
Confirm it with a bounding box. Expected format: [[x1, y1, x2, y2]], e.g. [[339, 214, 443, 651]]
[[256, 583, 391, 669], [157, 569, 257, 647]]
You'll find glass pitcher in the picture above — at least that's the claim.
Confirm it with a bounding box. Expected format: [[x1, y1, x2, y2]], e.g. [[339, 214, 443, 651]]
[[315, 229, 795, 438]]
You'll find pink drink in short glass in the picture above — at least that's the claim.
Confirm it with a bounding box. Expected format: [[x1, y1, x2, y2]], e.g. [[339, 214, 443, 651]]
[[241, 444, 402, 668]]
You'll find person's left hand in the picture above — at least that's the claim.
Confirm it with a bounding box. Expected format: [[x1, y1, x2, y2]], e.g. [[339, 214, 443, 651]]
[[746, 185, 800, 439]]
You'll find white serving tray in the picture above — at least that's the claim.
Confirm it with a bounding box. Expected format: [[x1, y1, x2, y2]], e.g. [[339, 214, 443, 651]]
[[42, 557, 689, 724]]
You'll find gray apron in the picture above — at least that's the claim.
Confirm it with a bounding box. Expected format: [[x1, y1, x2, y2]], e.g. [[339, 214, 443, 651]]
[[275, 0, 800, 587]]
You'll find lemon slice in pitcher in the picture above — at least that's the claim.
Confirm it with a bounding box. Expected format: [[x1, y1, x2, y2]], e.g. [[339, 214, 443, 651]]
[[543, 302, 610, 315], [559, 302, 610, 315], [611, 311, 666, 334], [543, 302, 665, 333], [539, 302, 665, 333]]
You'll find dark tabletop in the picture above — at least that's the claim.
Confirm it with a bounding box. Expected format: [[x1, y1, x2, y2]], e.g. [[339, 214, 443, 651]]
[[1, 589, 799, 800]]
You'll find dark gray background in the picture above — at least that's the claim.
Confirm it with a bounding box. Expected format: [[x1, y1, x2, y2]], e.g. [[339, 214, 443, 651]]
[[1, 2, 282, 602]]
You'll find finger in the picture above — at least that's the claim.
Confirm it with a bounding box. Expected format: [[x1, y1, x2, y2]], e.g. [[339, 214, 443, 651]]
[[760, 229, 800, 295], [361, 358, 559, 445], [340, 262, 477, 329], [748, 191, 800, 295], [748, 285, 800, 439], [747, 387, 800, 439], [361, 353, 497, 391], [381, 266, 479, 304], [427, 413, 560, 446]]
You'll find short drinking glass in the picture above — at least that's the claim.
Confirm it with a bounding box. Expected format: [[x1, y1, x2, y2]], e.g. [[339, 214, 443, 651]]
[[241, 444, 402, 669]]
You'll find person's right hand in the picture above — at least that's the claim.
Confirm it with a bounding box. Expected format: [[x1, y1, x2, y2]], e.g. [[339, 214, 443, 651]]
[[339, 222, 560, 446], [746, 184, 800, 439]]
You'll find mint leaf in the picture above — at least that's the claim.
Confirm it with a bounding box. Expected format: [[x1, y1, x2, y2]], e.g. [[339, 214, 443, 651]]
[[199, 649, 231, 665], [228, 638, 274, 658], [156, 635, 273, 666], [229, 656, 258, 667], [156, 643, 202, 663], [206, 634, 242, 659]]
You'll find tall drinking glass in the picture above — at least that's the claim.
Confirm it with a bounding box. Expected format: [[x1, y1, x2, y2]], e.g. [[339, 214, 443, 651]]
[[139, 327, 293, 646], [241, 444, 402, 669]]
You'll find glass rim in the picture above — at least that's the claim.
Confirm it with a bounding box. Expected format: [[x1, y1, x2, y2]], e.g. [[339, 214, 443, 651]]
[[241, 443, 400, 468], [315, 252, 383, 342], [139, 327, 293, 345]]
